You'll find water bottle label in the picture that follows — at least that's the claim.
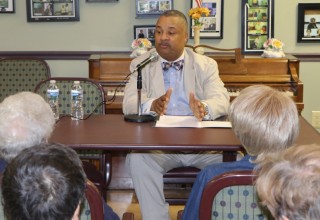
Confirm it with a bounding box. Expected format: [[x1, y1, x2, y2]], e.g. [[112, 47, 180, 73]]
[[47, 89, 59, 97], [71, 90, 82, 96]]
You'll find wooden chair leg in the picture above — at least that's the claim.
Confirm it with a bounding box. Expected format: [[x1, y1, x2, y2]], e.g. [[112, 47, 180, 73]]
[[177, 210, 183, 220], [122, 212, 134, 220], [103, 152, 112, 187]]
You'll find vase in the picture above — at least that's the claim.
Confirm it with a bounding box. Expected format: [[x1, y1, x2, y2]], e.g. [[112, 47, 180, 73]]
[[130, 47, 148, 58], [261, 48, 285, 58], [192, 26, 204, 55]]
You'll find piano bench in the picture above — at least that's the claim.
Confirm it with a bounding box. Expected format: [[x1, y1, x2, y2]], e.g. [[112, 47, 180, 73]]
[[163, 166, 200, 205]]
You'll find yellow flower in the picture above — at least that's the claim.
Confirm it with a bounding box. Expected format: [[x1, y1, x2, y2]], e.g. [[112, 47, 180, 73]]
[[188, 7, 211, 27], [272, 39, 283, 49]]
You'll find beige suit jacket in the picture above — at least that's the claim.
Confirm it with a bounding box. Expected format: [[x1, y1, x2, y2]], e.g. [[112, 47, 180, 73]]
[[123, 47, 230, 120]]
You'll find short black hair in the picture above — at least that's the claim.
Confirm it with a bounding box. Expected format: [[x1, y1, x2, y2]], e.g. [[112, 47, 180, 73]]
[[161, 9, 188, 29], [2, 143, 86, 220]]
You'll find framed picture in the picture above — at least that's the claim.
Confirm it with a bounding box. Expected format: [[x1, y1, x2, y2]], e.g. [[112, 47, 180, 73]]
[[0, 0, 14, 13], [135, 0, 173, 18], [86, 0, 118, 2], [190, 0, 224, 39], [26, 0, 79, 22], [134, 25, 156, 42], [241, 0, 274, 54], [297, 3, 320, 43]]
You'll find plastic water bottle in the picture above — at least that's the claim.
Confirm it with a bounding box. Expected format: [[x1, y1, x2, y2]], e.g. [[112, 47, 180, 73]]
[[47, 80, 59, 120], [71, 81, 84, 120]]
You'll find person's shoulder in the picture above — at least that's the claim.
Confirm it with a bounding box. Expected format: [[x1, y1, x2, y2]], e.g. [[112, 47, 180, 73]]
[[185, 47, 216, 63], [201, 156, 254, 176]]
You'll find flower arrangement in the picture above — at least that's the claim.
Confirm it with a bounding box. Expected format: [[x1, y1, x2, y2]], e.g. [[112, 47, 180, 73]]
[[131, 38, 152, 50], [263, 38, 284, 51], [188, 0, 210, 27], [130, 38, 152, 58], [261, 38, 285, 58], [188, 7, 211, 26]]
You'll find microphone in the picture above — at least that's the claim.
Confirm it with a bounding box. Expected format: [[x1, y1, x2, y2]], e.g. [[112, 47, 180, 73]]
[[124, 51, 159, 123], [133, 51, 159, 72]]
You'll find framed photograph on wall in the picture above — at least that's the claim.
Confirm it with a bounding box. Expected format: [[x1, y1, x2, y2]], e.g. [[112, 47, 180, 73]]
[[241, 0, 274, 54], [134, 25, 156, 42], [189, 0, 224, 39], [135, 0, 173, 18], [26, 0, 79, 22], [0, 0, 14, 13], [86, 0, 118, 2], [297, 3, 320, 43]]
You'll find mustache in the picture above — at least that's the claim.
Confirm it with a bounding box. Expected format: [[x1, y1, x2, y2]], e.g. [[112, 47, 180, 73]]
[[157, 41, 170, 47]]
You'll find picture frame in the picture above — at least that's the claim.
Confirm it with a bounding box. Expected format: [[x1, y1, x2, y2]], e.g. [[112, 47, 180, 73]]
[[0, 0, 14, 13], [241, 0, 274, 54], [26, 0, 79, 22], [189, 0, 224, 39], [134, 25, 156, 43], [135, 0, 173, 18], [297, 3, 320, 43], [86, 0, 118, 2]]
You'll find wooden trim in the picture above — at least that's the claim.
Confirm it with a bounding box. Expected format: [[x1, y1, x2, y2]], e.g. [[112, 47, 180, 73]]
[[1, 51, 320, 62], [0, 51, 124, 60], [292, 53, 320, 62]]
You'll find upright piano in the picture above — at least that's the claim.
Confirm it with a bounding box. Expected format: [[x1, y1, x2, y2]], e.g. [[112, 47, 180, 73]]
[[88, 47, 304, 114]]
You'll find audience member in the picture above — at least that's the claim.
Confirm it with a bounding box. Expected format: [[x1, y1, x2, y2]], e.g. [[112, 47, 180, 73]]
[[182, 85, 300, 220], [0, 91, 119, 220], [0, 92, 55, 162], [2, 143, 86, 220], [123, 9, 230, 220], [255, 144, 320, 220]]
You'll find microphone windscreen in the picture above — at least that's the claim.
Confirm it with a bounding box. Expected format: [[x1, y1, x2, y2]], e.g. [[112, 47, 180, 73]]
[[150, 51, 159, 62]]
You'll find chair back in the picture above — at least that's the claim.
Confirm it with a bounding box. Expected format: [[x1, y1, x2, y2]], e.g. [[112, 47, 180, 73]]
[[0, 57, 50, 102], [199, 170, 273, 220], [34, 77, 106, 115], [84, 180, 104, 220]]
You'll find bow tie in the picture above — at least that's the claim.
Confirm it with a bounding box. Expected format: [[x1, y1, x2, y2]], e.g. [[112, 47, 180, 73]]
[[162, 60, 184, 71]]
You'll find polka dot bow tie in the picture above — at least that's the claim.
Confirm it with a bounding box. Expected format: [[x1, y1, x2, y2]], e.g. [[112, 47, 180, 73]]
[[162, 60, 184, 71]]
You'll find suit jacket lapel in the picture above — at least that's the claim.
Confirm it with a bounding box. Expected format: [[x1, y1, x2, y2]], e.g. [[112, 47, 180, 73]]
[[183, 49, 196, 101]]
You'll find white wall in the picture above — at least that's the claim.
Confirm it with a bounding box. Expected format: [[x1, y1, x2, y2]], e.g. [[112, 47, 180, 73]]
[[1, 0, 319, 53], [300, 62, 320, 131]]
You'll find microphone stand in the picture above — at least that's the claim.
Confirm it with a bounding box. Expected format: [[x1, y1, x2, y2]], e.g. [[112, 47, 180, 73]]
[[124, 67, 157, 123]]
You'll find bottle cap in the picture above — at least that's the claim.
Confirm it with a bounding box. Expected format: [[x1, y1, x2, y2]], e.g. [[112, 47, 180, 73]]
[[50, 80, 56, 83], [74, 81, 80, 84]]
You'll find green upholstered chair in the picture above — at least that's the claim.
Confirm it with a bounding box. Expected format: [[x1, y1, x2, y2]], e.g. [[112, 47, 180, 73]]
[[35, 77, 109, 199], [177, 170, 273, 220], [199, 170, 273, 220], [34, 77, 106, 116], [0, 57, 50, 102]]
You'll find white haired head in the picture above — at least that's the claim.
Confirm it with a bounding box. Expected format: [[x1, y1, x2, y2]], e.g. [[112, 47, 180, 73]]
[[0, 92, 55, 161]]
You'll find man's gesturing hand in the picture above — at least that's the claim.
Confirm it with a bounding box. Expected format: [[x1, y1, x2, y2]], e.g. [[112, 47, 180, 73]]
[[150, 88, 173, 115], [189, 92, 205, 121]]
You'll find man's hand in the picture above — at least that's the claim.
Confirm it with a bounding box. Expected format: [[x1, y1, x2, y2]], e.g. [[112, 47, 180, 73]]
[[150, 88, 173, 115], [189, 92, 205, 121]]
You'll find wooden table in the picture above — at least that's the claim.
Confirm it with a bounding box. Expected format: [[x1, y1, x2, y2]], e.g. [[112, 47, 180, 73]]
[[51, 114, 319, 149], [50, 115, 320, 185], [51, 114, 241, 151]]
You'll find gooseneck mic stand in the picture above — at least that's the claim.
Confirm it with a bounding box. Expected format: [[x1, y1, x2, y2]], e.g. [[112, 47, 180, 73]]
[[124, 67, 157, 123]]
